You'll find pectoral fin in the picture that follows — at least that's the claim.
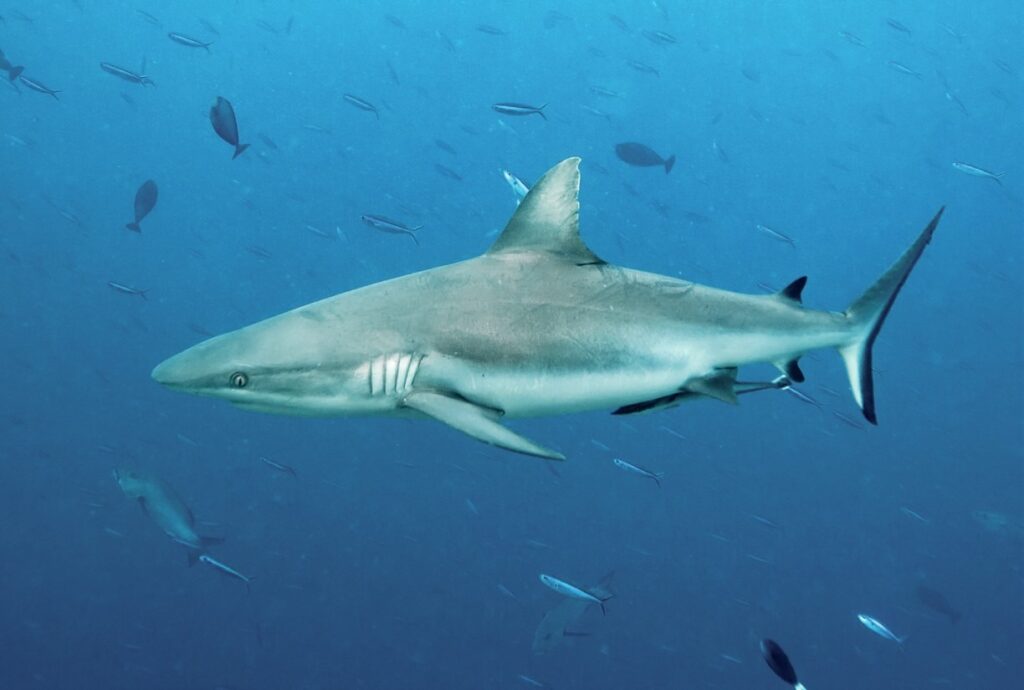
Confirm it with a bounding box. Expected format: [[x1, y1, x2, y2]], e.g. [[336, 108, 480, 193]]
[[686, 370, 739, 404], [403, 391, 565, 460]]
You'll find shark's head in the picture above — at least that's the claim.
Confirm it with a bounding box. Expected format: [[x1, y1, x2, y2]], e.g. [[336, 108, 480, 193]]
[[113, 468, 149, 498], [151, 304, 375, 416]]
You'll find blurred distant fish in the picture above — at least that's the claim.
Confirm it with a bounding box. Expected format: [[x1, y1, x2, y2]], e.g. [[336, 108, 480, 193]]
[[840, 30, 865, 46], [136, 9, 161, 26], [19, 75, 60, 99], [168, 32, 213, 51], [952, 161, 1003, 185], [199, 18, 220, 36], [915, 584, 962, 624], [385, 14, 406, 29], [258, 133, 278, 150], [887, 61, 922, 78], [361, 214, 421, 244], [100, 62, 153, 86], [755, 224, 796, 248], [259, 456, 297, 477], [580, 104, 611, 121], [107, 281, 149, 299], [198, 553, 252, 586], [0, 48, 24, 81], [885, 18, 912, 35], [476, 24, 506, 36], [614, 142, 676, 173], [434, 163, 463, 181], [434, 139, 457, 155], [209, 96, 250, 159], [608, 15, 630, 32], [589, 85, 622, 98], [712, 139, 730, 163], [501, 169, 530, 204], [612, 457, 664, 486], [642, 29, 676, 44], [492, 102, 546, 119], [126, 179, 158, 232], [343, 93, 379, 119], [626, 60, 659, 76]]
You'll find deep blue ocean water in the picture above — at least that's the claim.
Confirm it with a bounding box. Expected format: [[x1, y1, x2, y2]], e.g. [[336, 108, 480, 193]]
[[1, 2, 1021, 689]]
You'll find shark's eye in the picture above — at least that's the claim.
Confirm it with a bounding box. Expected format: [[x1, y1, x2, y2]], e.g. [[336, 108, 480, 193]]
[[229, 371, 249, 388]]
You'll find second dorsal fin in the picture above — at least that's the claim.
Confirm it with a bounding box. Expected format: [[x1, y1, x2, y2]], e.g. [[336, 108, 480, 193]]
[[487, 157, 604, 265]]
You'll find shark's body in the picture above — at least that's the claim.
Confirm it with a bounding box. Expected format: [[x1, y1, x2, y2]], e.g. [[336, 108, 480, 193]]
[[153, 158, 942, 459]]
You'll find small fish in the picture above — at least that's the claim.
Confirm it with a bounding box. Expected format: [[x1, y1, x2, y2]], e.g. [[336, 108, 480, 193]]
[[259, 456, 297, 477], [464, 498, 479, 515], [642, 29, 677, 44], [434, 163, 463, 181], [750, 514, 781, 529], [755, 224, 796, 248], [612, 457, 664, 486], [434, 139, 457, 155], [579, 104, 611, 121], [857, 613, 906, 643], [199, 18, 220, 36], [952, 161, 1003, 185], [497, 583, 517, 599], [343, 93, 379, 119], [107, 281, 148, 299], [168, 32, 213, 51], [126, 179, 158, 232], [589, 85, 622, 98], [258, 133, 279, 150], [614, 142, 675, 173], [712, 139, 730, 163], [887, 61, 922, 78], [136, 9, 161, 26], [832, 409, 865, 429], [303, 224, 331, 239], [255, 19, 278, 34], [18, 75, 59, 99], [517, 675, 544, 688], [198, 554, 252, 586], [840, 30, 865, 46], [900, 506, 929, 523], [384, 14, 405, 29], [492, 102, 546, 119], [209, 96, 249, 159], [501, 169, 530, 204], [782, 384, 820, 408], [100, 62, 153, 86], [476, 24, 506, 36], [361, 215, 421, 244], [608, 15, 630, 32], [539, 574, 612, 614], [626, 60, 660, 76], [760, 639, 807, 690], [915, 584, 962, 624], [886, 18, 912, 35]]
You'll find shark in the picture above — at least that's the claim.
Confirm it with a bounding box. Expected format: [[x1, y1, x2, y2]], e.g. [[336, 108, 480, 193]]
[[152, 157, 943, 460]]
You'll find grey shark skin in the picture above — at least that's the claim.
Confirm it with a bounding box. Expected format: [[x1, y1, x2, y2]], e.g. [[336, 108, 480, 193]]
[[152, 157, 943, 460]]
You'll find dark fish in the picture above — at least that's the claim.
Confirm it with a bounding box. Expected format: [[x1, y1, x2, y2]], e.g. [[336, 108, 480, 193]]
[[760, 639, 803, 688], [0, 49, 24, 81], [476, 24, 506, 36], [589, 85, 621, 98], [434, 139, 457, 155], [626, 60, 659, 76], [384, 14, 405, 28], [126, 179, 158, 232], [608, 15, 630, 32], [434, 164, 463, 181], [136, 9, 161, 26], [168, 32, 213, 51], [361, 215, 421, 244], [492, 102, 546, 119], [199, 18, 220, 36], [614, 142, 675, 173], [256, 19, 278, 34], [258, 133, 278, 150], [886, 18, 912, 35], [285, 16, 294, 34], [544, 10, 571, 29], [915, 584, 962, 624], [840, 30, 865, 46], [260, 456, 297, 477], [100, 62, 153, 86], [343, 93, 379, 119], [742, 66, 761, 82], [209, 96, 249, 159], [18, 75, 59, 99], [386, 59, 400, 85], [642, 29, 677, 45]]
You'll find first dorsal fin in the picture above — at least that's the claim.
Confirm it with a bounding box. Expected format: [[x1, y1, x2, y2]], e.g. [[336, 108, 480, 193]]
[[777, 276, 807, 303], [487, 157, 604, 265]]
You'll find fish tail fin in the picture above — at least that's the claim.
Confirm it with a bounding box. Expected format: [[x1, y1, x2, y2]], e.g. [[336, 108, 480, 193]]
[[9, 66, 23, 81], [125, 222, 141, 232], [233, 143, 250, 159], [537, 104, 547, 120], [51, 90, 61, 100], [654, 473, 665, 487], [839, 207, 943, 424], [664, 155, 676, 174]]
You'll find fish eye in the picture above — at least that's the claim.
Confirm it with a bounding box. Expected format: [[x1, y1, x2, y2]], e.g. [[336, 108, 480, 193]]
[[229, 371, 249, 388]]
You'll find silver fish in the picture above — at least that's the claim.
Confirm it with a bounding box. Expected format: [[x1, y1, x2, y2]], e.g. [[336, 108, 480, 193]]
[[168, 32, 213, 51], [361, 214, 421, 244], [612, 457, 664, 486], [100, 62, 153, 86], [198, 554, 252, 585], [952, 161, 1003, 185], [857, 613, 906, 643], [18, 75, 59, 99], [755, 224, 796, 248], [259, 456, 297, 477], [501, 169, 530, 204], [492, 102, 546, 119], [539, 574, 612, 614], [107, 281, 149, 299], [343, 93, 379, 119]]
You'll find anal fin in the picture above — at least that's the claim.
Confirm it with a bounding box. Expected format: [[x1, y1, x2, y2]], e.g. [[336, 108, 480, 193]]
[[774, 358, 805, 383], [403, 391, 565, 460]]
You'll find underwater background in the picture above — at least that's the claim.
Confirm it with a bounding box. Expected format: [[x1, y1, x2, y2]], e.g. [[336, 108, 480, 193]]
[[1, 1, 1021, 688]]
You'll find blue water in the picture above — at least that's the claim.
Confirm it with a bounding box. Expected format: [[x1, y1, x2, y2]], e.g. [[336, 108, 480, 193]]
[[1, 2, 1021, 689]]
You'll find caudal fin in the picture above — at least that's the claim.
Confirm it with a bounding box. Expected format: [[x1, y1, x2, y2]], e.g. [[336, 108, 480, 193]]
[[233, 143, 250, 159], [125, 222, 141, 232], [664, 155, 676, 174], [839, 207, 944, 423]]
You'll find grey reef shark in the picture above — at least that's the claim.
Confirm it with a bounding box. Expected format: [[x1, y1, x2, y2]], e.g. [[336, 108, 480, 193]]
[[152, 158, 943, 460]]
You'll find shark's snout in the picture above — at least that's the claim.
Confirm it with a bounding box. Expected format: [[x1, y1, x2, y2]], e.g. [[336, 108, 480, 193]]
[[151, 351, 195, 388]]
